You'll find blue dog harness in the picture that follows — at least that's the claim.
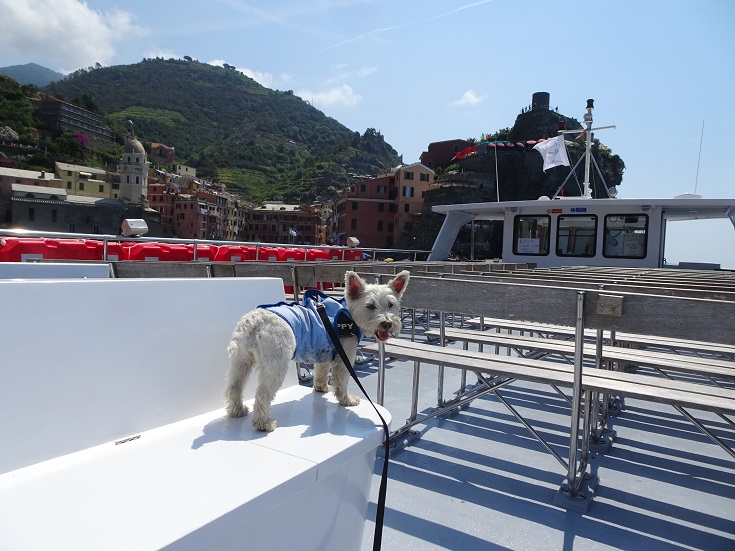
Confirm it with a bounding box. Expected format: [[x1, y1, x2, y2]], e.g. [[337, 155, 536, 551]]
[[260, 290, 362, 363]]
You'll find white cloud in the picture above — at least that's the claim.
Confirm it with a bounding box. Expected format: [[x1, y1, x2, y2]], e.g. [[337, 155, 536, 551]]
[[0, 0, 142, 73], [323, 66, 377, 86], [452, 89, 486, 106], [295, 85, 362, 108]]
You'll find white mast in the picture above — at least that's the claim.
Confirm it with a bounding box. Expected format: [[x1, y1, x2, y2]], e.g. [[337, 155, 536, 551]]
[[560, 99, 616, 198]]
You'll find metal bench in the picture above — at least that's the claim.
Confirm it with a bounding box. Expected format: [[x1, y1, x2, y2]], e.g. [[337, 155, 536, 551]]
[[364, 273, 735, 510]]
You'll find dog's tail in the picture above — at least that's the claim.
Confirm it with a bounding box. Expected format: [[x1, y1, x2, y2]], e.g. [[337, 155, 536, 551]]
[[227, 318, 250, 358]]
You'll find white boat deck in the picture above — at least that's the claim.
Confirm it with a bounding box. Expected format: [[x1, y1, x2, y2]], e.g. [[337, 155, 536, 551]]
[[355, 325, 735, 550]]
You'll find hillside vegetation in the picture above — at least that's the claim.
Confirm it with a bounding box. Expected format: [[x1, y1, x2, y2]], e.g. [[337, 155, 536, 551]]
[[39, 59, 400, 202]]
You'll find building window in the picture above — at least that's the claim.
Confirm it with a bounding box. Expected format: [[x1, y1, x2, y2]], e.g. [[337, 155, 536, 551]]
[[404, 171, 414, 180], [360, 184, 366, 192], [79, 182, 85, 191], [388, 222, 393, 232], [557, 215, 597, 257], [66, 181, 72, 189], [378, 203, 384, 212], [352, 202, 358, 211], [28, 208, 35, 221], [403, 186, 414, 197], [404, 204, 410, 213], [603, 214, 648, 259], [99, 185, 104, 192], [420, 173, 429, 182], [389, 204, 396, 213], [351, 219, 357, 230], [513, 215, 550, 256]]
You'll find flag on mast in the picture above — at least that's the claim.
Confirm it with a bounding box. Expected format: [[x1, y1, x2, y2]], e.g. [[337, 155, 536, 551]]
[[533, 135, 570, 171]]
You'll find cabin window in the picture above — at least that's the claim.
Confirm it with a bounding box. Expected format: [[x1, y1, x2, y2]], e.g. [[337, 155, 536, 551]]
[[513, 215, 550, 256], [557, 215, 597, 257], [603, 214, 648, 259]]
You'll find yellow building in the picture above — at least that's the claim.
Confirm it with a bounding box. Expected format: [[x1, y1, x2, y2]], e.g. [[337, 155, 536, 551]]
[[55, 162, 110, 199]]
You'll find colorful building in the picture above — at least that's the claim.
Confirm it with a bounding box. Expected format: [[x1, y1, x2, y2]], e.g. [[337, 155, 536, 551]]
[[332, 163, 436, 248]]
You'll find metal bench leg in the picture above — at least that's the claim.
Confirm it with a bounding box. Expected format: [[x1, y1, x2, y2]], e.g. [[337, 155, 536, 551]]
[[409, 360, 421, 423], [437, 311, 446, 406]]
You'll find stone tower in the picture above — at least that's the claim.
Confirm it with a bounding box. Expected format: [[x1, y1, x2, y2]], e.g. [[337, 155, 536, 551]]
[[118, 120, 149, 205]]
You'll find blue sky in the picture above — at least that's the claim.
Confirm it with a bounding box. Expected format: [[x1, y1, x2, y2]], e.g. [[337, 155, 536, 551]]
[[0, 0, 733, 267]]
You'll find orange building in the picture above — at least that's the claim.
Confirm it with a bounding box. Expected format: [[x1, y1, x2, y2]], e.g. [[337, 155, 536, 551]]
[[333, 163, 435, 248], [246, 202, 321, 245]]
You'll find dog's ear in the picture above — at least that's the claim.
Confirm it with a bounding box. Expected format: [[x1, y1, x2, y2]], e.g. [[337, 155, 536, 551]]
[[388, 270, 410, 296], [345, 271, 366, 300]]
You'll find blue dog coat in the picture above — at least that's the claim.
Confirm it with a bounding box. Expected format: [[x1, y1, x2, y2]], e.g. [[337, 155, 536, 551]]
[[260, 290, 363, 364]]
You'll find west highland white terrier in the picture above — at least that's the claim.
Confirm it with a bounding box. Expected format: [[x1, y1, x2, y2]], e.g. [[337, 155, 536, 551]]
[[225, 270, 409, 431]]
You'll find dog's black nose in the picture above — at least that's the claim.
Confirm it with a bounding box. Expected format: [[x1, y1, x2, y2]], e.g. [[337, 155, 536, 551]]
[[380, 321, 392, 330]]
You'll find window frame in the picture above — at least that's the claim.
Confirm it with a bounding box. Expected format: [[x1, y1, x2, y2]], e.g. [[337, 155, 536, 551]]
[[556, 214, 598, 258], [602, 214, 649, 259], [512, 215, 550, 256]]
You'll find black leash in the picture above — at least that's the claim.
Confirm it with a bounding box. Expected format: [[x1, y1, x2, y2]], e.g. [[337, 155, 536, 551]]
[[316, 303, 389, 551]]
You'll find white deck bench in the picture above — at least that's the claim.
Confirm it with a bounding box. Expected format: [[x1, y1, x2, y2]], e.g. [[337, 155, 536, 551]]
[[0, 275, 388, 551]]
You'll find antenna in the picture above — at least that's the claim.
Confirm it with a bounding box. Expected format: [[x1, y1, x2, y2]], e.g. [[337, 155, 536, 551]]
[[694, 120, 704, 195]]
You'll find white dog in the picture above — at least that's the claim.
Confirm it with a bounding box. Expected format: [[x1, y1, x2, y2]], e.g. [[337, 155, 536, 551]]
[[225, 270, 409, 431]]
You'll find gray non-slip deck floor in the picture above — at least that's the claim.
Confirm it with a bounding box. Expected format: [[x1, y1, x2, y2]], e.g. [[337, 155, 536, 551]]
[[352, 337, 735, 550]]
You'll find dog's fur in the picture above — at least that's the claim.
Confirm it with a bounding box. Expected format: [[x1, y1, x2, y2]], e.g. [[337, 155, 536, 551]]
[[225, 270, 409, 431]]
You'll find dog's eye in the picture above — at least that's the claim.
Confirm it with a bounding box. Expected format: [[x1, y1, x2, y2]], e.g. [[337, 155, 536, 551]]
[[367, 303, 377, 310], [387, 300, 395, 308]]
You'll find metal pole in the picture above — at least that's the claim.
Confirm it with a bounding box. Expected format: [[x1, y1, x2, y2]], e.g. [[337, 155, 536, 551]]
[[437, 311, 445, 406], [409, 360, 421, 422], [582, 99, 595, 198], [566, 291, 586, 492]]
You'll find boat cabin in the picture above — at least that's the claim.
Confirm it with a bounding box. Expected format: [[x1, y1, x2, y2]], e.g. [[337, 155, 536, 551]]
[[429, 196, 735, 268]]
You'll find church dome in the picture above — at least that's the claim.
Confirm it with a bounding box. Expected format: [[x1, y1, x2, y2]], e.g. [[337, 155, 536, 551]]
[[126, 138, 146, 155]]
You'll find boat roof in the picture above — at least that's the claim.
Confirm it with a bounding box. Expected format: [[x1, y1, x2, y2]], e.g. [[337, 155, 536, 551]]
[[433, 196, 735, 222]]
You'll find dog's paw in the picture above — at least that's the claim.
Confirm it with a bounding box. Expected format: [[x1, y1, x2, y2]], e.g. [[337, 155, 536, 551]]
[[339, 394, 360, 407], [226, 402, 249, 418], [253, 418, 277, 432], [313, 382, 330, 393]]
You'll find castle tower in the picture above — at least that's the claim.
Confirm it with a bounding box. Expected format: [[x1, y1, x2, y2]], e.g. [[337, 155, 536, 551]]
[[118, 120, 149, 205], [532, 91, 550, 111]]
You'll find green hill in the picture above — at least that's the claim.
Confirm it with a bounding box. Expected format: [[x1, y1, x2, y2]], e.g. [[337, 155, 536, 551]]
[[39, 58, 400, 202], [0, 63, 64, 87]]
